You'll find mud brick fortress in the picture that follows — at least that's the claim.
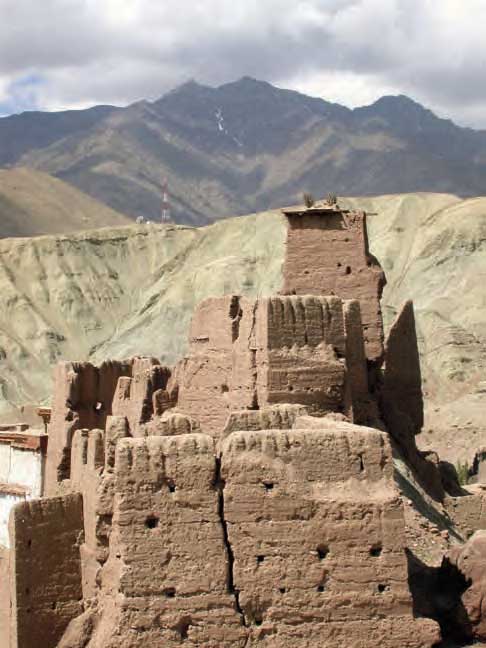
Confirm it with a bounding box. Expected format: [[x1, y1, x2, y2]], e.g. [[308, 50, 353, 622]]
[[2, 202, 486, 647]]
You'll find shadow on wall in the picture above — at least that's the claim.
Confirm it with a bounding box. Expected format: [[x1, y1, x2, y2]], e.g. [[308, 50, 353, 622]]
[[406, 548, 472, 646]]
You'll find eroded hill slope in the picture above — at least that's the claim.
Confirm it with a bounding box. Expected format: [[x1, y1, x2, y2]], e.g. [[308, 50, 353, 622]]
[[1, 193, 485, 462], [0, 211, 286, 414], [0, 167, 131, 237]]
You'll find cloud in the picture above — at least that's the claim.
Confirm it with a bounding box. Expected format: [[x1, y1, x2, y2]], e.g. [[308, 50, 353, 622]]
[[0, 74, 45, 116], [0, 0, 485, 127]]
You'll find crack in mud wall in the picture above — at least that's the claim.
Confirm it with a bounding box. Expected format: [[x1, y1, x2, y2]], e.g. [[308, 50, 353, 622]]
[[215, 456, 248, 628]]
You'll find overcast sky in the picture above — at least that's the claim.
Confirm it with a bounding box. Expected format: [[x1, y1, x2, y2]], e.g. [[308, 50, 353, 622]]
[[1, 0, 486, 128]]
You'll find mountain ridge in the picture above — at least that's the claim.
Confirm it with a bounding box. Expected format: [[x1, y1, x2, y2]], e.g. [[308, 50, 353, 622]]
[[2, 78, 486, 225]]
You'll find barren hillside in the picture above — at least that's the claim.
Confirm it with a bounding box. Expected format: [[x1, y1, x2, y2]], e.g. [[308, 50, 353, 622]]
[[0, 167, 131, 237], [1, 192, 484, 463], [344, 193, 486, 463]]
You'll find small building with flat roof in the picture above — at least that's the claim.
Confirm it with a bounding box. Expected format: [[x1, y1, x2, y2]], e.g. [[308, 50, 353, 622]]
[[0, 425, 48, 547]]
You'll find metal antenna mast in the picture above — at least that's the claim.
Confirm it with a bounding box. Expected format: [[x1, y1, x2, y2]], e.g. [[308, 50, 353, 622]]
[[161, 178, 171, 223]]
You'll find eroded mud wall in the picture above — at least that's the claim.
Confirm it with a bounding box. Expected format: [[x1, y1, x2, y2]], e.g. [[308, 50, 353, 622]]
[[220, 426, 440, 646], [9, 494, 83, 648], [176, 294, 374, 437], [45, 360, 132, 496], [282, 209, 385, 363]]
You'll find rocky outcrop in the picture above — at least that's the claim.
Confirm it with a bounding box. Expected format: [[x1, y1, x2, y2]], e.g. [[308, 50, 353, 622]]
[[448, 530, 486, 641]]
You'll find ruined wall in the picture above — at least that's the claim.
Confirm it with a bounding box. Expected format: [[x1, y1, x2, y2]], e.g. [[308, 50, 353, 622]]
[[342, 299, 376, 423], [68, 416, 132, 605], [0, 428, 48, 647], [222, 404, 308, 440], [220, 426, 439, 646], [7, 320, 441, 647], [382, 300, 424, 443], [175, 294, 376, 438], [5, 200, 451, 647], [9, 494, 83, 648], [70, 426, 111, 604], [174, 296, 256, 436], [281, 207, 385, 363], [111, 357, 171, 436], [377, 300, 447, 500], [84, 433, 246, 647], [55, 420, 439, 648], [45, 360, 132, 496], [255, 295, 347, 412]]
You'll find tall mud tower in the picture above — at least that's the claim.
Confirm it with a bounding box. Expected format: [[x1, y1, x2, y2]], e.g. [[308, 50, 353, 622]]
[[282, 204, 385, 364]]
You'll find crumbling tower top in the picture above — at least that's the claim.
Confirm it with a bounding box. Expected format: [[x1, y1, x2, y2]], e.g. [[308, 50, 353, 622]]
[[281, 202, 386, 363]]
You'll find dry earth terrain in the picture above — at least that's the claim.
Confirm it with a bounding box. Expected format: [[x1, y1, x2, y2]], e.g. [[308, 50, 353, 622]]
[[0, 192, 484, 466], [0, 167, 131, 237]]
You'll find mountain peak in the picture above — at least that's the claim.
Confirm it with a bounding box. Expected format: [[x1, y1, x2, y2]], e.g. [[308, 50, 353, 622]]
[[352, 92, 455, 136], [367, 94, 433, 117], [216, 76, 281, 98], [159, 77, 273, 102], [164, 79, 209, 96], [233, 76, 271, 87], [371, 94, 425, 108]]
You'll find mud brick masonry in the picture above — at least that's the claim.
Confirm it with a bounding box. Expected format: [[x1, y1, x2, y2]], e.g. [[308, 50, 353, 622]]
[[4, 202, 485, 647]]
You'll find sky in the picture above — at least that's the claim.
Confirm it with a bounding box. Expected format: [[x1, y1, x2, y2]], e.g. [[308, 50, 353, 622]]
[[1, 0, 486, 128]]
